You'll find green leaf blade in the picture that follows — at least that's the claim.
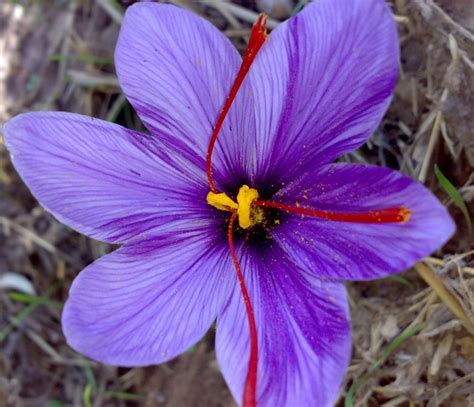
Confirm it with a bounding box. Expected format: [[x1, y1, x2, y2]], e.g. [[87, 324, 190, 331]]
[[434, 164, 472, 237]]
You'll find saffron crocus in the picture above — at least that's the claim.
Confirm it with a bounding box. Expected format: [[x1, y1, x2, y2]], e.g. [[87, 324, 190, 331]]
[[3, 1, 454, 406]]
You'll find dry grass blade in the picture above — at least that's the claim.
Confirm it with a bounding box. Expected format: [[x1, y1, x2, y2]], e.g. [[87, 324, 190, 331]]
[[0, 216, 81, 268], [418, 90, 448, 184], [95, 0, 123, 25], [425, 256, 474, 275], [202, 0, 280, 28], [67, 70, 119, 88], [423, 0, 474, 42], [415, 262, 474, 336]]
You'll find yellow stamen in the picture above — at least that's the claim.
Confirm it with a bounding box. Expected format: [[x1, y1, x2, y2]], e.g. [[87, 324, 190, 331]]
[[207, 185, 260, 229], [207, 192, 238, 212], [237, 186, 259, 229]]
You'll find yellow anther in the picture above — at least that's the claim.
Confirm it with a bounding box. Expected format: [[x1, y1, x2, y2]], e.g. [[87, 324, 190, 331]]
[[207, 185, 260, 229], [237, 185, 259, 229], [206, 192, 238, 212]]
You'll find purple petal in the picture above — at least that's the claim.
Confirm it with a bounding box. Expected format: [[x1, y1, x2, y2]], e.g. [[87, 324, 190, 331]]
[[115, 3, 255, 185], [241, 0, 399, 184], [216, 246, 351, 406], [272, 164, 455, 280], [63, 228, 232, 366], [3, 112, 210, 244]]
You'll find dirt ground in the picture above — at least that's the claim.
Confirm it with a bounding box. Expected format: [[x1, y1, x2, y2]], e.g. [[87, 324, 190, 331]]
[[0, 1, 473, 406]]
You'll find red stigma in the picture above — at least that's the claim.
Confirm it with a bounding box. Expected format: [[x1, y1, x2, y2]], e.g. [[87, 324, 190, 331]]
[[206, 14, 268, 193], [254, 200, 412, 224], [228, 213, 259, 407]]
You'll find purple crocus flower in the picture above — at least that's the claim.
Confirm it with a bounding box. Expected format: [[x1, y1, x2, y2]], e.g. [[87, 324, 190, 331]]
[[3, 1, 454, 406]]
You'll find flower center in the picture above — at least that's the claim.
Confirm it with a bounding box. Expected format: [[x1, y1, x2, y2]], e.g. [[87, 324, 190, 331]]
[[207, 185, 263, 229]]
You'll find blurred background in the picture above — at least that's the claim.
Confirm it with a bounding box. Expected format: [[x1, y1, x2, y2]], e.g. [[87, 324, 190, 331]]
[[0, 0, 473, 406]]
